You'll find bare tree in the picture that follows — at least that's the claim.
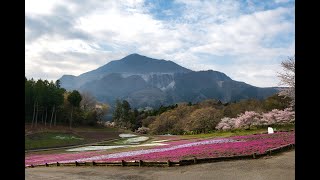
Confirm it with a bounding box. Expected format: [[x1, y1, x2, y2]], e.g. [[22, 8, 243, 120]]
[[96, 103, 109, 122], [278, 56, 295, 106], [80, 91, 97, 111]]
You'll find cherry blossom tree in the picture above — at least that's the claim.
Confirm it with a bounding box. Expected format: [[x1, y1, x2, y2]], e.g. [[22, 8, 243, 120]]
[[234, 111, 261, 129], [216, 108, 295, 131], [278, 56, 295, 106], [215, 117, 235, 131], [260, 108, 295, 125]]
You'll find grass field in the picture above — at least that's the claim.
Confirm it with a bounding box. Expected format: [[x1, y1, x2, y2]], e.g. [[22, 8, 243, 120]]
[[180, 124, 294, 139], [25, 132, 86, 150], [25, 124, 122, 150]]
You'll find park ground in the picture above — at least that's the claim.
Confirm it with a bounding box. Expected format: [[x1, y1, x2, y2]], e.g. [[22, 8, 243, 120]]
[[25, 124, 295, 179], [25, 149, 295, 180]]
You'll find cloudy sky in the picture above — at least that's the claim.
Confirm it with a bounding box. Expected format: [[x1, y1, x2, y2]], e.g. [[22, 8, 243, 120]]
[[25, 0, 294, 87]]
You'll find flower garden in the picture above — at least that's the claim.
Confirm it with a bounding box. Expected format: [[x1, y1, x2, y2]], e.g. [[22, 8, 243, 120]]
[[25, 131, 294, 167]]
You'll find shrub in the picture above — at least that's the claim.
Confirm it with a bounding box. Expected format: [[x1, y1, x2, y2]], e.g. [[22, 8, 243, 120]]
[[149, 104, 195, 134], [142, 116, 156, 127], [185, 107, 222, 133], [135, 127, 150, 134]]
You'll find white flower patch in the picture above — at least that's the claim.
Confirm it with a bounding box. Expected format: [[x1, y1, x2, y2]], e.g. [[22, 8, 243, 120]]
[[133, 143, 167, 147], [66, 142, 166, 152], [66, 145, 127, 152], [59, 138, 237, 163], [119, 134, 138, 138], [123, 136, 149, 144], [151, 140, 170, 143]]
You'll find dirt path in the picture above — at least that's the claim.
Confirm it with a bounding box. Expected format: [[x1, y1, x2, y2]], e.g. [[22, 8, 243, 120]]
[[25, 150, 294, 180]]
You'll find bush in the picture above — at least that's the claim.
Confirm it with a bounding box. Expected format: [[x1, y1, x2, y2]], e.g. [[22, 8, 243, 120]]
[[135, 127, 150, 134], [185, 107, 222, 133], [149, 104, 195, 134], [142, 116, 156, 127]]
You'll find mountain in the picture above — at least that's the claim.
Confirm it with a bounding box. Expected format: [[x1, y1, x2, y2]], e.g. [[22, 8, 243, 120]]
[[60, 53, 191, 89], [59, 53, 278, 108]]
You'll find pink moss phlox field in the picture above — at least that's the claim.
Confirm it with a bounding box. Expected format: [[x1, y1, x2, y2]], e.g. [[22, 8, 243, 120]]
[[51, 139, 236, 163], [25, 150, 108, 166], [95, 132, 294, 162], [25, 131, 294, 166]]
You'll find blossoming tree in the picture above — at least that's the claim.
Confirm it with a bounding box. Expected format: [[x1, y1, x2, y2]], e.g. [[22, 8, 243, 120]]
[[216, 108, 295, 131]]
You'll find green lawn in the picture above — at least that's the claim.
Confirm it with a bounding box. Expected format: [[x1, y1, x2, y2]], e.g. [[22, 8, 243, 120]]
[[25, 125, 122, 150], [25, 132, 86, 150], [178, 124, 295, 140]]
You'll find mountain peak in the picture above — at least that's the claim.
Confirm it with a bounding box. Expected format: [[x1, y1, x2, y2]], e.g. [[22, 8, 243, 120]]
[[128, 53, 143, 57], [75, 54, 192, 83], [121, 53, 147, 61]]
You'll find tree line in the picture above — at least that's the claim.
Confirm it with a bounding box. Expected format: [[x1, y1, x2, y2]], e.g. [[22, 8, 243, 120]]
[[143, 95, 293, 135], [112, 100, 179, 132], [110, 92, 292, 134], [25, 77, 109, 128]]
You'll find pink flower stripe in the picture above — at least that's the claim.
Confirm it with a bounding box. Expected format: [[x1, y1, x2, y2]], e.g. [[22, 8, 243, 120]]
[[25, 150, 108, 166], [25, 132, 294, 166], [95, 132, 294, 162]]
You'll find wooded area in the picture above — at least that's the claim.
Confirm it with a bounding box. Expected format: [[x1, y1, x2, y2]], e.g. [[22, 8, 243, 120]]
[[25, 78, 109, 128]]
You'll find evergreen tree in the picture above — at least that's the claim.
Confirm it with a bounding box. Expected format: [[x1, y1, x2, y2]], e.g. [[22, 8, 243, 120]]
[[67, 90, 82, 129]]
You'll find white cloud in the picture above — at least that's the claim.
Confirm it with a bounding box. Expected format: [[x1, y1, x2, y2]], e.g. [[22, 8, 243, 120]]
[[174, 0, 241, 23], [76, 10, 163, 42], [189, 7, 293, 56], [26, 0, 64, 15], [25, 0, 295, 87], [274, 0, 290, 3]]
